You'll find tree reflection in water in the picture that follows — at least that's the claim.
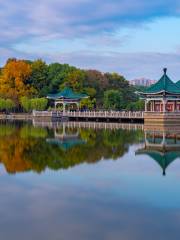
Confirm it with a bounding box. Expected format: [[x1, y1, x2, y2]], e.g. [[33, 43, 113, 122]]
[[0, 121, 143, 174]]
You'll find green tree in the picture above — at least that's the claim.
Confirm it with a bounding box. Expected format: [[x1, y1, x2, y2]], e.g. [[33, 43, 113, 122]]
[[63, 69, 85, 92], [104, 90, 123, 110], [20, 97, 48, 112], [105, 72, 137, 108], [20, 96, 31, 112], [84, 87, 96, 98], [30, 59, 49, 97], [85, 70, 108, 106], [80, 98, 96, 110], [48, 63, 76, 93], [127, 100, 145, 111], [5, 99, 15, 111], [105, 72, 128, 90], [0, 99, 6, 111], [30, 98, 48, 111], [0, 98, 15, 112]]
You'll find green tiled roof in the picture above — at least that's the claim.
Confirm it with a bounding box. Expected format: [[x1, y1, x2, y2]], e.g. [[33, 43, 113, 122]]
[[143, 69, 180, 94], [47, 88, 88, 100], [176, 80, 180, 88]]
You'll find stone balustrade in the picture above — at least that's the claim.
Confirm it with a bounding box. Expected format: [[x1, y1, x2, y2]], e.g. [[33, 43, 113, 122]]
[[33, 110, 144, 120], [64, 111, 144, 119]]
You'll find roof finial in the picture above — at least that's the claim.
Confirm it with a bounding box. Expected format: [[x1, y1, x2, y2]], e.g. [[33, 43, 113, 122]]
[[163, 68, 167, 75]]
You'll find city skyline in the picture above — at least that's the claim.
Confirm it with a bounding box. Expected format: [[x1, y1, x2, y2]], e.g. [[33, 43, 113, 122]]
[[1, 1, 180, 80]]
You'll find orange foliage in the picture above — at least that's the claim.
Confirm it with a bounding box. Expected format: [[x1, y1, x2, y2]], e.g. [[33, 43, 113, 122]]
[[0, 59, 36, 103], [0, 135, 34, 173]]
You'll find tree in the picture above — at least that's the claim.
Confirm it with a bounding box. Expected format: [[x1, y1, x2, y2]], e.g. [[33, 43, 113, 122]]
[[20, 96, 32, 112], [80, 98, 96, 110], [20, 97, 48, 112], [84, 87, 96, 98], [0, 59, 35, 104], [30, 59, 49, 97], [0, 99, 6, 111], [105, 72, 128, 90], [30, 98, 48, 111], [85, 70, 108, 106], [127, 100, 145, 111], [48, 63, 76, 93], [0, 98, 15, 112], [104, 72, 138, 108], [5, 99, 15, 112], [85, 70, 108, 90], [104, 90, 123, 110], [63, 69, 85, 92]]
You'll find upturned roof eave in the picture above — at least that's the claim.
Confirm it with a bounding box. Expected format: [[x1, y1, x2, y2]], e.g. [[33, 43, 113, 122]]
[[47, 95, 88, 100]]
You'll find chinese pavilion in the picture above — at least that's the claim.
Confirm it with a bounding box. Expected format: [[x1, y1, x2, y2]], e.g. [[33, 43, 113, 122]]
[[47, 88, 88, 112], [138, 68, 180, 124]]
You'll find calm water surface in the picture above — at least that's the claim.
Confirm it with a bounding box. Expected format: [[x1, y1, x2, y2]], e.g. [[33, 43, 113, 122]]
[[0, 121, 180, 240]]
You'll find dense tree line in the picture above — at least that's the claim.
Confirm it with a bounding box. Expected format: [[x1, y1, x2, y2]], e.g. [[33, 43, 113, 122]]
[[0, 58, 144, 112]]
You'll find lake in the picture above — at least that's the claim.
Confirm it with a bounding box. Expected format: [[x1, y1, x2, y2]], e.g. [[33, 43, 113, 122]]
[[0, 120, 180, 240]]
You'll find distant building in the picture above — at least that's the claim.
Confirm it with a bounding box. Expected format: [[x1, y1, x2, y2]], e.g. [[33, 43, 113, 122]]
[[129, 78, 156, 87]]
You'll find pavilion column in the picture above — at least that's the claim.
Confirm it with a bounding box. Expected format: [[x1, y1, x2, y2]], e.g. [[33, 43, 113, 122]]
[[149, 101, 151, 112], [174, 101, 176, 112], [145, 100, 148, 112], [63, 103, 66, 114], [162, 99, 167, 113], [76, 102, 80, 111], [152, 100, 155, 112], [150, 101, 153, 112], [55, 101, 57, 110]]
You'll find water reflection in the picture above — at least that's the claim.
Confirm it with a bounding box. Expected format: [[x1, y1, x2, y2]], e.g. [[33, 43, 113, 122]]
[[1, 121, 180, 240], [46, 124, 86, 150], [136, 126, 180, 176], [0, 121, 143, 174], [0, 121, 180, 176]]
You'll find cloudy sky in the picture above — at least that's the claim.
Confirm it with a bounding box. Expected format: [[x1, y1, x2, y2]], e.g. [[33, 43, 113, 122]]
[[1, 0, 180, 80]]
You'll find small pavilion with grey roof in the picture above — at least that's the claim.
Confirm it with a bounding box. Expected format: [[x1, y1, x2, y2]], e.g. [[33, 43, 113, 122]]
[[47, 87, 88, 113]]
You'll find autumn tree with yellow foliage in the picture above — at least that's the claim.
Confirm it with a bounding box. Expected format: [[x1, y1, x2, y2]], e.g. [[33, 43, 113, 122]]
[[0, 59, 36, 104]]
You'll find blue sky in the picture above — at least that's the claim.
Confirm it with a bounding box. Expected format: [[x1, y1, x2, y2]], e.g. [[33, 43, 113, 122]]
[[1, 0, 180, 80]]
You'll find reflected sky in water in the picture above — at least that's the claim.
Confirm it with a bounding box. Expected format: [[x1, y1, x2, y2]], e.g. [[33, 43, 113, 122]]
[[0, 121, 180, 240]]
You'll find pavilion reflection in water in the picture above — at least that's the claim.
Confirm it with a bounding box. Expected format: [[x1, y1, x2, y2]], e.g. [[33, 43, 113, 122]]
[[136, 126, 180, 175], [46, 123, 85, 150]]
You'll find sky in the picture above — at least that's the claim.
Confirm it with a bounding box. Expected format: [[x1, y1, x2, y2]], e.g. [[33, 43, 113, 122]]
[[1, 0, 180, 80]]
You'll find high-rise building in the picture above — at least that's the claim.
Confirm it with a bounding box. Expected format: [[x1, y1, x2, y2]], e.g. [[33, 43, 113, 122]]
[[129, 78, 156, 87]]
